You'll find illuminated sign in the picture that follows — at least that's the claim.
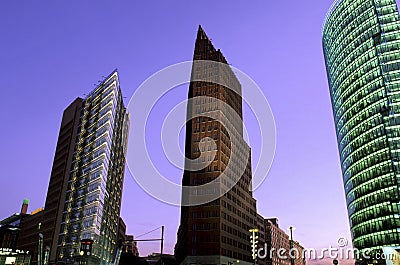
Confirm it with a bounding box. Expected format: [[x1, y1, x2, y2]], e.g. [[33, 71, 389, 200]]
[[0, 248, 30, 255], [5, 257, 16, 265], [31, 208, 44, 215], [80, 239, 93, 256], [80, 240, 93, 245]]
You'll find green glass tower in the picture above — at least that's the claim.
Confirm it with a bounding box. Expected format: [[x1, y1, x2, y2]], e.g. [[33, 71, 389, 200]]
[[323, 0, 400, 260]]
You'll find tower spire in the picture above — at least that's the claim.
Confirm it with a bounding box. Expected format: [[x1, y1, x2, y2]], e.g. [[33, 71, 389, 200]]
[[197, 24, 208, 40]]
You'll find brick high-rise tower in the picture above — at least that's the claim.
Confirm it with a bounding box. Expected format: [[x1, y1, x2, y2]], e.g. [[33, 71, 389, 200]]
[[175, 26, 258, 265]]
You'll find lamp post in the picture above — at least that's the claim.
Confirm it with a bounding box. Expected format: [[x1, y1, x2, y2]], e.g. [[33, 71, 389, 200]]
[[160, 226, 164, 265], [44, 246, 50, 265], [287, 227, 295, 265], [38, 233, 43, 265], [249, 228, 259, 265]]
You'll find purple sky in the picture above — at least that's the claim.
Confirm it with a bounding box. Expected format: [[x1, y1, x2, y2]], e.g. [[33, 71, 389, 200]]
[[2, 0, 396, 260]]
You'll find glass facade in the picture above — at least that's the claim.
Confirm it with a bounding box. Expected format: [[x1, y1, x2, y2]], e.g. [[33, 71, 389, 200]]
[[323, 0, 400, 257], [56, 71, 129, 265]]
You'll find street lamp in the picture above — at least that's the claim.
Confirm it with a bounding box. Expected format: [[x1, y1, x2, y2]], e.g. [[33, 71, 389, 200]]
[[38, 233, 43, 265], [287, 226, 296, 265], [249, 228, 259, 265], [44, 246, 50, 265]]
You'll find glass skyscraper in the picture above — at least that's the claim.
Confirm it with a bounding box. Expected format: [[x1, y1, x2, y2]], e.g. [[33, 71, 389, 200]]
[[323, 0, 400, 260], [55, 70, 129, 264], [17, 71, 129, 265]]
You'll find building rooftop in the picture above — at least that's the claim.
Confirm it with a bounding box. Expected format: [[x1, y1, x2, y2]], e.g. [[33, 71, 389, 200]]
[[322, 0, 344, 34]]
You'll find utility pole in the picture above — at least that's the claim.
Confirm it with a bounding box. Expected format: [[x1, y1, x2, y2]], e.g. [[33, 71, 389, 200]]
[[125, 226, 165, 265]]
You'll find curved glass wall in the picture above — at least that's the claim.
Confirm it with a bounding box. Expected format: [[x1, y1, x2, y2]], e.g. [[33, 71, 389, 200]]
[[323, 0, 400, 257]]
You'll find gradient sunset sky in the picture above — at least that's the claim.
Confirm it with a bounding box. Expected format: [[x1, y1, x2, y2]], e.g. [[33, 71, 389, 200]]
[[2, 1, 397, 261]]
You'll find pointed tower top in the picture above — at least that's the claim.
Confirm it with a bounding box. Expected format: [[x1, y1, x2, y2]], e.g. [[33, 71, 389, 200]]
[[197, 25, 209, 41], [193, 25, 231, 64]]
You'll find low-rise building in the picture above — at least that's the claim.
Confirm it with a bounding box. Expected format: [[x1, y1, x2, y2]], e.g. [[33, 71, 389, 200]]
[[0, 199, 30, 249], [124, 235, 139, 256], [0, 199, 32, 265], [292, 240, 306, 265], [265, 218, 291, 265]]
